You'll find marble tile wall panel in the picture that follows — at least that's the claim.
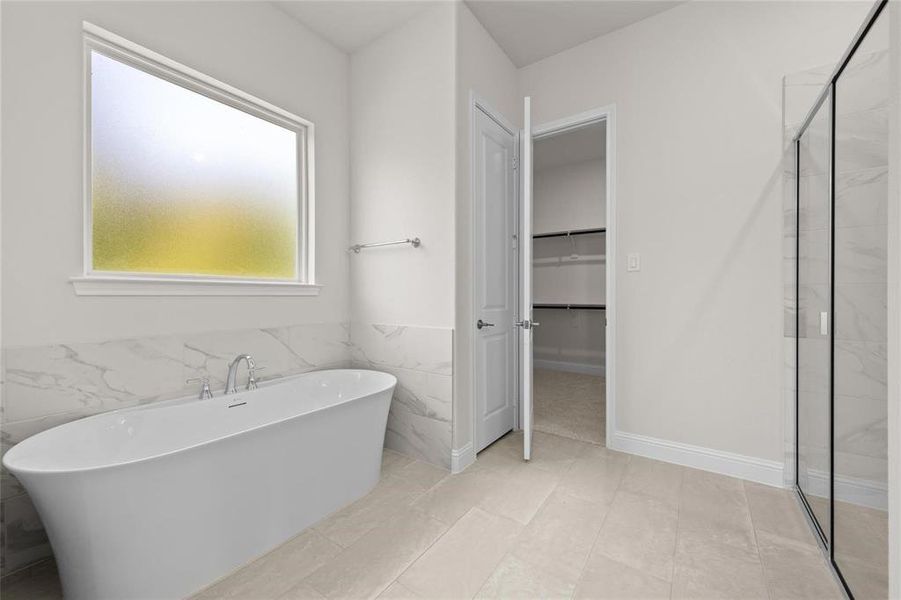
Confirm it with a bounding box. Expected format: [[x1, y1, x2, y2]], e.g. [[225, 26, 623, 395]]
[[349, 323, 452, 376], [835, 166, 888, 227], [835, 107, 889, 174], [183, 322, 350, 392], [385, 407, 452, 470], [349, 323, 453, 470], [2, 337, 185, 423], [834, 284, 888, 343], [835, 50, 890, 115], [0, 322, 350, 577], [834, 393, 888, 465]]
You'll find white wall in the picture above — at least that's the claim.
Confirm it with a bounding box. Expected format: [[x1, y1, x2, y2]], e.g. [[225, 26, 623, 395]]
[[1, 1, 350, 348], [533, 158, 606, 372], [349, 3, 457, 468], [453, 1, 519, 455], [518, 0, 872, 463], [534, 159, 606, 232], [350, 3, 456, 328]]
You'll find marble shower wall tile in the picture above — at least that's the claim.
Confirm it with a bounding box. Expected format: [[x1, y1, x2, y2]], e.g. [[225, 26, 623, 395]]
[[834, 225, 888, 284], [835, 107, 889, 174], [834, 284, 888, 343], [835, 50, 890, 116], [349, 323, 454, 469], [834, 394, 888, 463], [835, 166, 888, 228], [834, 341, 887, 402]]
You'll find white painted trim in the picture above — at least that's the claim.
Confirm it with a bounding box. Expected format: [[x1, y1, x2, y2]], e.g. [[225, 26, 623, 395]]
[[609, 430, 785, 488], [533, 359, 604, 377], [451, 443, 475, 474], [800, 468, 888, 512], [70, 276, 322, 296], [530, 104, 617, 454], [81, 22, 315, 291]]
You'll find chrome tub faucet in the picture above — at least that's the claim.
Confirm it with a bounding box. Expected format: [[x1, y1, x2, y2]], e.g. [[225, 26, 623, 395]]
[[225, 354, 263, 394]]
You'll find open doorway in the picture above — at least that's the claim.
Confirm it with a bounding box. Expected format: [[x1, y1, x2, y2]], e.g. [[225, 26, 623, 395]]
[[471, 98, 615, 463], [530, 120, 608, 446]]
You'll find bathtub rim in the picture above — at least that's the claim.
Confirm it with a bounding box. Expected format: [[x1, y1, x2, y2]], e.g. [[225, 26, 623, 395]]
[[2, 368, 397, 477]]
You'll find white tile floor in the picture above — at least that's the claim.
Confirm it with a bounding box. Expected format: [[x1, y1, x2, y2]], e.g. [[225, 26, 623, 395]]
[[3, 431, 845, 600]]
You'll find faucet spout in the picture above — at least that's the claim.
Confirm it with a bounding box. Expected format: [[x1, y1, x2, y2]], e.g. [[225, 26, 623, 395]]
[[225, 354, 255, 395]]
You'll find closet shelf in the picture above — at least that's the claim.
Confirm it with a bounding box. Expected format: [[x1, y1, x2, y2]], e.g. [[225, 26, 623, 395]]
[[533, 303, 606, 310], [533, 227, 606, 240]]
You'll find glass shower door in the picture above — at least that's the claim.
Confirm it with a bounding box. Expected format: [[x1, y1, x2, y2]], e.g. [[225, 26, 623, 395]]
[[832, 6, 890, 596], [796, 89, 833, 543]]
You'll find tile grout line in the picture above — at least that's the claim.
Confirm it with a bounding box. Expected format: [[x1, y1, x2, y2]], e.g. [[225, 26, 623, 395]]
[[743, 480, 778, 600], [569, 457, 631, 599], [666, 469, 688, 599]]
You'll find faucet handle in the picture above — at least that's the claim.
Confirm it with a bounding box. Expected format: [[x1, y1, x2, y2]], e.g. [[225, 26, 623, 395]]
[[186, 377, 214, 400], [247, 366, 266, 391]]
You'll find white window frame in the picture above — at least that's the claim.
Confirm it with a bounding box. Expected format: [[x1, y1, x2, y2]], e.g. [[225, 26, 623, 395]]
[[72, 22, 319, 296]]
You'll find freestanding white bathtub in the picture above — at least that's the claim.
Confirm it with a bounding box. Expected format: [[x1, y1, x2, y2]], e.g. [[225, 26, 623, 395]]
[[3, 369, 396, 600]]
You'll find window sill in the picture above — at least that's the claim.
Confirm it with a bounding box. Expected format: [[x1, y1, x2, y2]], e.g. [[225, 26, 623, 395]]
[[70, 276, 322, 297]]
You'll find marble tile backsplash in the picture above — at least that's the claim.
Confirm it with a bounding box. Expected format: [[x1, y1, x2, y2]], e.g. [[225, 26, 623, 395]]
[[349, 322, 453, 470], [0, 321, 351, 576]]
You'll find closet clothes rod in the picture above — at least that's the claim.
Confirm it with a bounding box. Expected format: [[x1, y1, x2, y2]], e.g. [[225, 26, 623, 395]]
[[533, 227, 606, 239], [533, 303, 606, 310]]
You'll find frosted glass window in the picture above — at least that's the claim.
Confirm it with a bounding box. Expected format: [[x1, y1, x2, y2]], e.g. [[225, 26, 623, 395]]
[[90, 50, 302, 280]]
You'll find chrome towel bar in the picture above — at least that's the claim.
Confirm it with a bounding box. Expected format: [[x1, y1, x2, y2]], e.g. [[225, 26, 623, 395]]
[[348, 237, 421, 254]]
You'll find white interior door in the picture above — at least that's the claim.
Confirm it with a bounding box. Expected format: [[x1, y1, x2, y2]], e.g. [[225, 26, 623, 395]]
[[474, 106, 517, 453], [520, 97, 534, 461]]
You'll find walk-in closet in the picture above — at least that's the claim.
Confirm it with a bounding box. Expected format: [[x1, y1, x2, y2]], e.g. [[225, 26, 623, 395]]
[[531, 121, 607, 446]]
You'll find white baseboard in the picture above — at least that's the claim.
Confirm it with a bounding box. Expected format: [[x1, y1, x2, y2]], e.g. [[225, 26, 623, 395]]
[[800, 468, 888, 511], [533, 359, 605, 377], [609, 430, 785, 488], [451, 443, 475, 474]]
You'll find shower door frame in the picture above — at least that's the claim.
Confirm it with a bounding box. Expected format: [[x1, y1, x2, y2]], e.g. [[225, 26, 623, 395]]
[[794, 84, 834, 552], [792, 0, 889, 596]]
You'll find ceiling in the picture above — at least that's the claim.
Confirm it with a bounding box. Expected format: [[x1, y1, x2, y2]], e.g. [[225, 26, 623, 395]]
[[275, 1, 683, 66], [273, 1, 429, 54], [465, 0, 683, 67], [534, 121, 606, 170]]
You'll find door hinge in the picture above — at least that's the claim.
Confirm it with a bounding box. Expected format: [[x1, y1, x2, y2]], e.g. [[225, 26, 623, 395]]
[[512, 234, 518, 249], [512, 157, 519, 170]]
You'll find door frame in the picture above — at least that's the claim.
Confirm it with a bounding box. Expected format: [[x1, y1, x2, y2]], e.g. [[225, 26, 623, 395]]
[[529, 104, 617, 447], [470, 92, 521, 456]]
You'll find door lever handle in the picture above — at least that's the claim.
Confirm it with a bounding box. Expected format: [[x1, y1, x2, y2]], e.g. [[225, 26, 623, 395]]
[[477, 319, 495, 330]]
